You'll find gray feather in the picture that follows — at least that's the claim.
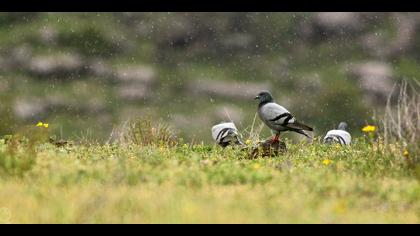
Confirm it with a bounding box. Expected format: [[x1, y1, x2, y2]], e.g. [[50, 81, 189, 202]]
[[258, 103, 296, 132], [255, 91, 313, 138]]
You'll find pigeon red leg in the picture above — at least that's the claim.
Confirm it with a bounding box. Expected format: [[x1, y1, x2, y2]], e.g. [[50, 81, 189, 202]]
[[271, 133, 280, 142]]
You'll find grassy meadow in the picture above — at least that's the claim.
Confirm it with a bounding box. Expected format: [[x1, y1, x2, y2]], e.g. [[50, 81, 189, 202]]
[[0, 126, 419, 223], [1, 12, 420, 224]]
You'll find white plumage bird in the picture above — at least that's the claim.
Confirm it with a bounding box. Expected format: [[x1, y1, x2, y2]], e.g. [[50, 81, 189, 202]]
[[211, 122, 243, 147], [323, 122, 351, 145]]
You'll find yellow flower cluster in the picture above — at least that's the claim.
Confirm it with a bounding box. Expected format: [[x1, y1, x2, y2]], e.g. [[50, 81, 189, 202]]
[[36, 122, 49, 128], [362, 125, 376, 133], [322, 159, 332, 166]]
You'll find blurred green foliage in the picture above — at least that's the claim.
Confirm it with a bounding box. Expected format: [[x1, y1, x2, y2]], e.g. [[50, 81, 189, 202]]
[[0, 12, 418, 143]]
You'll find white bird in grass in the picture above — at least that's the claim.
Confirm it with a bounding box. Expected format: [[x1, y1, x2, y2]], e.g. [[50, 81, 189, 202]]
[[211, 122, 244, 147], [254, 90, 313, 142], [323, 122, 351, 145]]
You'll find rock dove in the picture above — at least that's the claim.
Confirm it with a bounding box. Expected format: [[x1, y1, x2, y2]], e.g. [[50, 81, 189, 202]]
[[323, 122, 351, 145], [211, 122, 244, 147], [255, 90, 313, 141]]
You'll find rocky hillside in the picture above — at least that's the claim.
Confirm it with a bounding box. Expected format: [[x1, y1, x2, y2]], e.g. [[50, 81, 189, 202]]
[[0, 12, 419, 142]]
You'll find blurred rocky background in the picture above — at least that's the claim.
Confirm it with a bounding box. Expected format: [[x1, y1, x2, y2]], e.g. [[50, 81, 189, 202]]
[[0, 12, 418, 143]]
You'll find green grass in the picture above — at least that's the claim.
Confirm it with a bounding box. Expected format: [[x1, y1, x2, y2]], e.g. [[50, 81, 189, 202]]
[[0, 135, 419, 223]]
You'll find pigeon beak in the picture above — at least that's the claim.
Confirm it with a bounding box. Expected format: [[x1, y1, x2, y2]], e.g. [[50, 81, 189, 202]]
[[254, 96, 260, 100]]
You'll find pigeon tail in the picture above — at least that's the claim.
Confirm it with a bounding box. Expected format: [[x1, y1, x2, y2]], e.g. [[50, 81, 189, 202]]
[[294, 129, 311, 139], [288, 121, 313, 131]]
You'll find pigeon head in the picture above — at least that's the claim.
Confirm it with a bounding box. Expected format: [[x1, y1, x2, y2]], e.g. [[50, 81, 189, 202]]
[[338, 122, 348, 131], [254, 90, 273, 104]]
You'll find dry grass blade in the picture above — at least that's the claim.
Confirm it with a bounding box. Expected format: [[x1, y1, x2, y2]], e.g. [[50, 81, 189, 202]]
[[118, 118, 178, 147], [381, 80, 419, 146]]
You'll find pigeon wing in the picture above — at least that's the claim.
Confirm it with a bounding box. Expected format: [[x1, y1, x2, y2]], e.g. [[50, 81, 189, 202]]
[[260, 103, 313, 132], [260, 103, 295, 125], [323, 130, 351, 145]]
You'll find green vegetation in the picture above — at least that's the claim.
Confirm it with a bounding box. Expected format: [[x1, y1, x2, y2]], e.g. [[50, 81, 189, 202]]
[[1, 13, 419, 143], [0, 13, 419, 224], [0, 125, 419, 223]]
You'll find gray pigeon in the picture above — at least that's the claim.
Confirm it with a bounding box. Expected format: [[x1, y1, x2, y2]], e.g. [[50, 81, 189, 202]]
[[255, 91, 313, 141], [323, 122, 351, 145], [211, 122, 244, 147]]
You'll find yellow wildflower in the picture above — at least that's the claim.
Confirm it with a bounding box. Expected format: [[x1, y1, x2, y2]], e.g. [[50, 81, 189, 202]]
[[252, 163, 261, 170], [362, 125, 376, 133], [245, 139, 252, 145], [334, 201, 347, 214], [36, 122, 49, 128], [322, 159, 332, 166], [403, 150, 409, 158]]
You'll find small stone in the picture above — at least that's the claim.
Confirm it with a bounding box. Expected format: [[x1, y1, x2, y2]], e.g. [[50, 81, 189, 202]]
[[28, 53, 84, 77], [248, 138, 287, 158], [114, 65, 157, 84], [13, 98, 48, 121], [117, 85, 150, 101]]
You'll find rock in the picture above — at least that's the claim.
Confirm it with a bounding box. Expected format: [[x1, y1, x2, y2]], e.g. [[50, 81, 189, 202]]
[[88, 59, 113, 78], [221, 33, 255, 50], [114, 65, 157, 102], [43, 95, 107, 114], [12, 94, 107, 120], [301, 12, 364, 39], [13, 98, 48, 121], [346, 61, 395, 105], [27, 53, 84, 77], [11, 45, 32, 67], [347, 61, 393, 84], [155, 16, 195, 47], [360, 13, 417, 59], [117, 84, 150, 101], [248, 139, 287, 158], [188, 79, 271, 100], [314, 12, 361, 31], [114, 65, 157, 84], [135, 22, 155, 38], [39, 25, 58, 44]]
